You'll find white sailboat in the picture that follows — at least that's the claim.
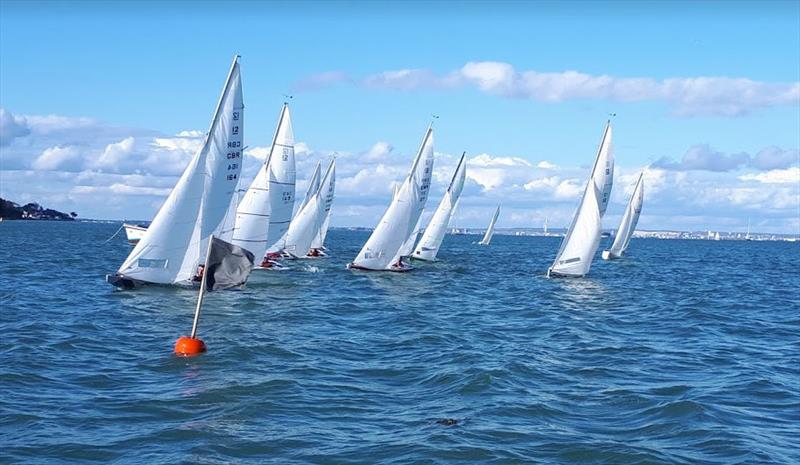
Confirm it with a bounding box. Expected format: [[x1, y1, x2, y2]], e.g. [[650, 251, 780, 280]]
[[602, 172, 643, 260], [282, 159, 335, 258], [477, 205, 500, 245], [412, 152, 467, 261], [745, 218, 752, 241], [548, 121, 615, 277], [309, 158, 336, 255], [231, 103, 296, 266], [107, 56, 244, 288], [348, 125, 434, 271], [123, 223, 147, 244]]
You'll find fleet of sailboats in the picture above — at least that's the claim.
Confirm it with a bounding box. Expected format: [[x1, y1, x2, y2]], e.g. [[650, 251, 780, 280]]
[[547, 121, 614, 277], [232, 103, 296, 268], [602, 172, 643, 260], [282, 158, 336, 258], [107, 56, 650, 290], [348, 125, 434, 272]]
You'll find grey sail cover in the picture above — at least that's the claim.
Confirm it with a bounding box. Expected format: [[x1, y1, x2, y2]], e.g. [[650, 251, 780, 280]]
[[205, 236, 255, 291]]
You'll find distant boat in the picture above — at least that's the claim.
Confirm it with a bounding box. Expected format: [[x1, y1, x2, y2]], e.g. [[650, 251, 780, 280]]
[[283, 158, 336, 258], [107, 55, 244, 289], [308, 158, 336, 255], [232, 103, 296, 269], [745, 218, 752, 241], [715, 232, 721, 241], [123, 223, 148, 244], [413, 152, 467, 261], [548, 120, 614, 277], [602, 171, 644, 260], [477, 205, 501, 245], [348, 124, 434, 271]]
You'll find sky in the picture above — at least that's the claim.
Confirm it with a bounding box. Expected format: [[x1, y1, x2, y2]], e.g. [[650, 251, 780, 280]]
[[1, 0, 798, 234]]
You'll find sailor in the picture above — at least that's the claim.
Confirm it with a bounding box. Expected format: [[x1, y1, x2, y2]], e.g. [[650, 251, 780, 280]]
[[192, 264, 205, 282]]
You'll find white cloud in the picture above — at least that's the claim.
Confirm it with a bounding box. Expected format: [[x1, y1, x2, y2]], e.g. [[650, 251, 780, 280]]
[[469, 153, 532, 167], [297, 62, 799, 116], [537, 161, 557, 169], [363, 141, 394, 161], [739, 167, 800, 184], [32, 145, 82, 171], [94, 137, 135, 170], [0, 108, 31, 146]]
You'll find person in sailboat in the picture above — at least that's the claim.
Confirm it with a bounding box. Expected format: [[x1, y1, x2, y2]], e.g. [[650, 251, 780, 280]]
[[308, 248, 321, 257], [192, 265, 206, 282]]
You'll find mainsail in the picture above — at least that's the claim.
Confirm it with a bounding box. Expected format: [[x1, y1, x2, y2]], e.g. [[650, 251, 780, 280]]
[[111, 55, 244, 287], [310, 158, 336, 251], [413, 152, 467, 260], [231, 103, 296, 259], [283, 159, 335, 257], [478, 205, 500, 245], [603, 172, 644, 260], [548, 121, 615, 277], [350, 126, 434, 270]]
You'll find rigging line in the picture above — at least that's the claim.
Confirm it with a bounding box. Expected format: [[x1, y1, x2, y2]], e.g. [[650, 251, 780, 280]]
[[103, 223, 126, 244]]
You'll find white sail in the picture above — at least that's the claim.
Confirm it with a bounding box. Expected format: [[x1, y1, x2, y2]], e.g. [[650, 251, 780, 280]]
[[603, 172, 643, 259], [114, 56, 244, 286], [548, 121, 615, 277], [413, 152, 467, 260], [350, 126, 434, 270], [398, 215, 423, 258], [478, 205, 500, 245], [283, 160, 335, 257], [231, 104, 296, 259], [297, 162, 321, 214], [310, 158, 336, 251]]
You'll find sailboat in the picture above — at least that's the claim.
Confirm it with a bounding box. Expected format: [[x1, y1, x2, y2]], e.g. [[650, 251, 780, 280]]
[[107, 55, 244, 289], [282, 159, 336, 258], [308, 158, 336, 256], [348, 124, 434, 271], [477, 205, 500, 245], [602, 172, 643, 260], [412, 152, 467, 261], [745, 218, 752, 241], [547, 120, 614, 277], [231, 103, 296, 269]]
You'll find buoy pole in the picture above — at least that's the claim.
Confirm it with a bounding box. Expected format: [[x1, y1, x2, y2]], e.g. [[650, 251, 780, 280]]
[[174, 235, 214, 356]]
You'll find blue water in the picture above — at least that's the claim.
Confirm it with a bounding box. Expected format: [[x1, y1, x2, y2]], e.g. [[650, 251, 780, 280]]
[[1, 221, 798, 464]]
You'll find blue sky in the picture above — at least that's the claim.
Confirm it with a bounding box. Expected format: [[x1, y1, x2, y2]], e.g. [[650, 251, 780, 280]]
[[1, 0, 798, 233]]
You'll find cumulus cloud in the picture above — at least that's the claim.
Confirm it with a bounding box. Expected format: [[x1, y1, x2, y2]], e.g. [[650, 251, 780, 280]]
[[295, 62, 799, 116], [0, 108, 31, 146], [2, 109, 798, 233], [739, 167, 800, 184], [654, 144, 799, 172], [32, 145, 82, 171]]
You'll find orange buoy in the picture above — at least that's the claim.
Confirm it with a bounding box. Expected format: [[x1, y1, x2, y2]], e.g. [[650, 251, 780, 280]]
[[174, 336, 206, 356]]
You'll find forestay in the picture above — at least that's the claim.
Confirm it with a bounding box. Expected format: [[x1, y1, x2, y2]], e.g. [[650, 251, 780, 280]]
[[351, 126, 434, 270], [114, 55, 244, 286], [548, 121, 615, 277], [604, 172, 644, 259], [413, 152, 467, 260], [231, 104, 296, 259], [478, 205, 500, 245]]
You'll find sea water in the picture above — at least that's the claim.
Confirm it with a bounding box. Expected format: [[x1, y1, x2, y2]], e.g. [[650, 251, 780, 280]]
[[1, 221, 798, 464]]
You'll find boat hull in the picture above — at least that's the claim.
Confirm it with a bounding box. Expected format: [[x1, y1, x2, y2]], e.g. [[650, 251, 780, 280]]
[[123, 223, 147, 244], [347, 263, 414, 273], [601, 250, 620, 260]]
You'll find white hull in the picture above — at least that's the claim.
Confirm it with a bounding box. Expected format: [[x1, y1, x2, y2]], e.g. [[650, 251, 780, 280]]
[[123, 223, 148, 244], [601, 250, 620, 260]]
